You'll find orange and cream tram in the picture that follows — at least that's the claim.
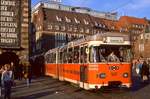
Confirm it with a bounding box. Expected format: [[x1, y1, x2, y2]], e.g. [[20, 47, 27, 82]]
[[44, 32, 132, 90]]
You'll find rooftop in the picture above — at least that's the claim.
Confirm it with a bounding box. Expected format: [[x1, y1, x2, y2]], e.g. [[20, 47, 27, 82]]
[[32, 2, 117, 20]]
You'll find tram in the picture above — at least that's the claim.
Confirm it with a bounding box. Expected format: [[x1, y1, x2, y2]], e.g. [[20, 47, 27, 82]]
[[44, 32, 132, 90]]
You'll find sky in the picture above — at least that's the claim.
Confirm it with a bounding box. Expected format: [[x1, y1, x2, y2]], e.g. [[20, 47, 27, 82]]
[[32, 0, 150, 19]]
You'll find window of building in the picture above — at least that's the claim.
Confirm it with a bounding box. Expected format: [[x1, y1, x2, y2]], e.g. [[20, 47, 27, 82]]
[[94, 30, 97, 34], [55, 25, 60, 30], [74, 18, 80, 24], [39, 26, 42, 30], [97, 30, 100, 33], [102, 24, 106, 28], [37, 27, 40, 30], [48, 24, 53, 30], [135, 24, 138, 28], [59, 33, 61, 40], [68, 25, 72, 31], [62, 33, 65, 40], [80, 28, 84, 33], [61, 25, 66, 31], [85, 28, 90, 33], [84, 19, 89, 25], [142, 25, 145, 28], [140, 34, 144, 40], [55, 33, 58, 40], [120, 28, 123, 32], [56, 15, 62, 21], [139, 44, 144, 52], [74, 26, 78, 32], [95, 22, 98, 26], [65, 16, 71, 23], [111, 26, 115, 30], [98, 24, 102, 27]]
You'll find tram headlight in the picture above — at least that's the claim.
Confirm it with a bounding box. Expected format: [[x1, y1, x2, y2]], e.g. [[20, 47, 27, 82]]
[[99, 73, 106, 78], [123, 73, 128, 78]]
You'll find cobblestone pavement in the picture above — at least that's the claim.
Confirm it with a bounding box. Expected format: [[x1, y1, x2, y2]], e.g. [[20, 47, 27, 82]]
[[0, 75, 150, 99]]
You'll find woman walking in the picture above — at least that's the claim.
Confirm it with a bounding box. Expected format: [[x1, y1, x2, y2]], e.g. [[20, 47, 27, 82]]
[[1, 64, 13, 99]]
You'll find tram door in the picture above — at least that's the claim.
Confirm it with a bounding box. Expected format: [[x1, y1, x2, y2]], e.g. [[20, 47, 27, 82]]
[[80, 65, 87, 82], [58, 52, 64, 81], [80, 46, 88, 88]]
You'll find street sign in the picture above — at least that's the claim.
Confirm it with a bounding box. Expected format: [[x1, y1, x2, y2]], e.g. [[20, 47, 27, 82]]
[[0, 0, 21, 48]]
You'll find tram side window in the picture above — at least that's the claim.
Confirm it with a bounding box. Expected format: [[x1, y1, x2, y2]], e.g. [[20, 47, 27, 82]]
[[45, 54, 50, 63], [49, 53, 56, 63], [49, 54, 52, 63], [73, 47, 79, 63], [59, 52, 63, 63], [48, 54, 52, 63], [119, 47, 131, 62], [62, 50, 67, 63], [68, 48, 73, 63], [80, 46, 87, 63]]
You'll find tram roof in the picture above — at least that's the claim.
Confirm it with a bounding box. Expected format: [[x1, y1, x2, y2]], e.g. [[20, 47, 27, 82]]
[[67, 32, 130, 47]]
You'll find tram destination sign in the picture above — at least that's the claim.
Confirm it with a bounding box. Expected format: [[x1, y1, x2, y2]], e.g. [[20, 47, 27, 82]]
[[106, 37, 124, 43], [0, 0, 21, 48]]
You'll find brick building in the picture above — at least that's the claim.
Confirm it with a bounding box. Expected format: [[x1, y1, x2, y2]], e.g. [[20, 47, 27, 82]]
[[31, 1, 118, 56], [132, 18, 150, 59], [116, 16, 148, 40], [115, 16, 150, 59], [0, 0, 31, 77]]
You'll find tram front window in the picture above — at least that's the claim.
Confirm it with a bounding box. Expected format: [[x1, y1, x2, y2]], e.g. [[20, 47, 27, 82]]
[[90, 45, 131, 63]]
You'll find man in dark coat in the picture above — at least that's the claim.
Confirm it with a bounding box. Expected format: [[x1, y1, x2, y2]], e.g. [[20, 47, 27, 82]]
[[141, 61, 149, 82]]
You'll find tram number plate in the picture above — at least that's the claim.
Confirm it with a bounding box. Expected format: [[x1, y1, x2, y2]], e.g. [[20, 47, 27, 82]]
[[111, 72, 117, 76]]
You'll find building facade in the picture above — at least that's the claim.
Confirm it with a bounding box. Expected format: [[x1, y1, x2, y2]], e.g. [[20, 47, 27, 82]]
[[134, 33, 150, 59], [0, 0, 31, 76], [131, 17, 150, 59], [116, 16, 149, 59], [116, 16, 148, 40], [31, 2, 117, 56]]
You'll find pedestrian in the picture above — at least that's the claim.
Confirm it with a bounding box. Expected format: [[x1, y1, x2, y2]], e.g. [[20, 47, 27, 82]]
[[107, 51, 120, 62], [136, 59, 143, 77], [141, 61, 149, 83], [0, 65, 5, 96], [24, 71, 30, 87], [147, 59, 150, 78], [1, 64, 13, 99]]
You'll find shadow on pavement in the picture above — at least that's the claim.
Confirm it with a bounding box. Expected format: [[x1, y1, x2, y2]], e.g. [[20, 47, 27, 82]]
[[14, 90, 56, 99], [131, 76, 150, 92]]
